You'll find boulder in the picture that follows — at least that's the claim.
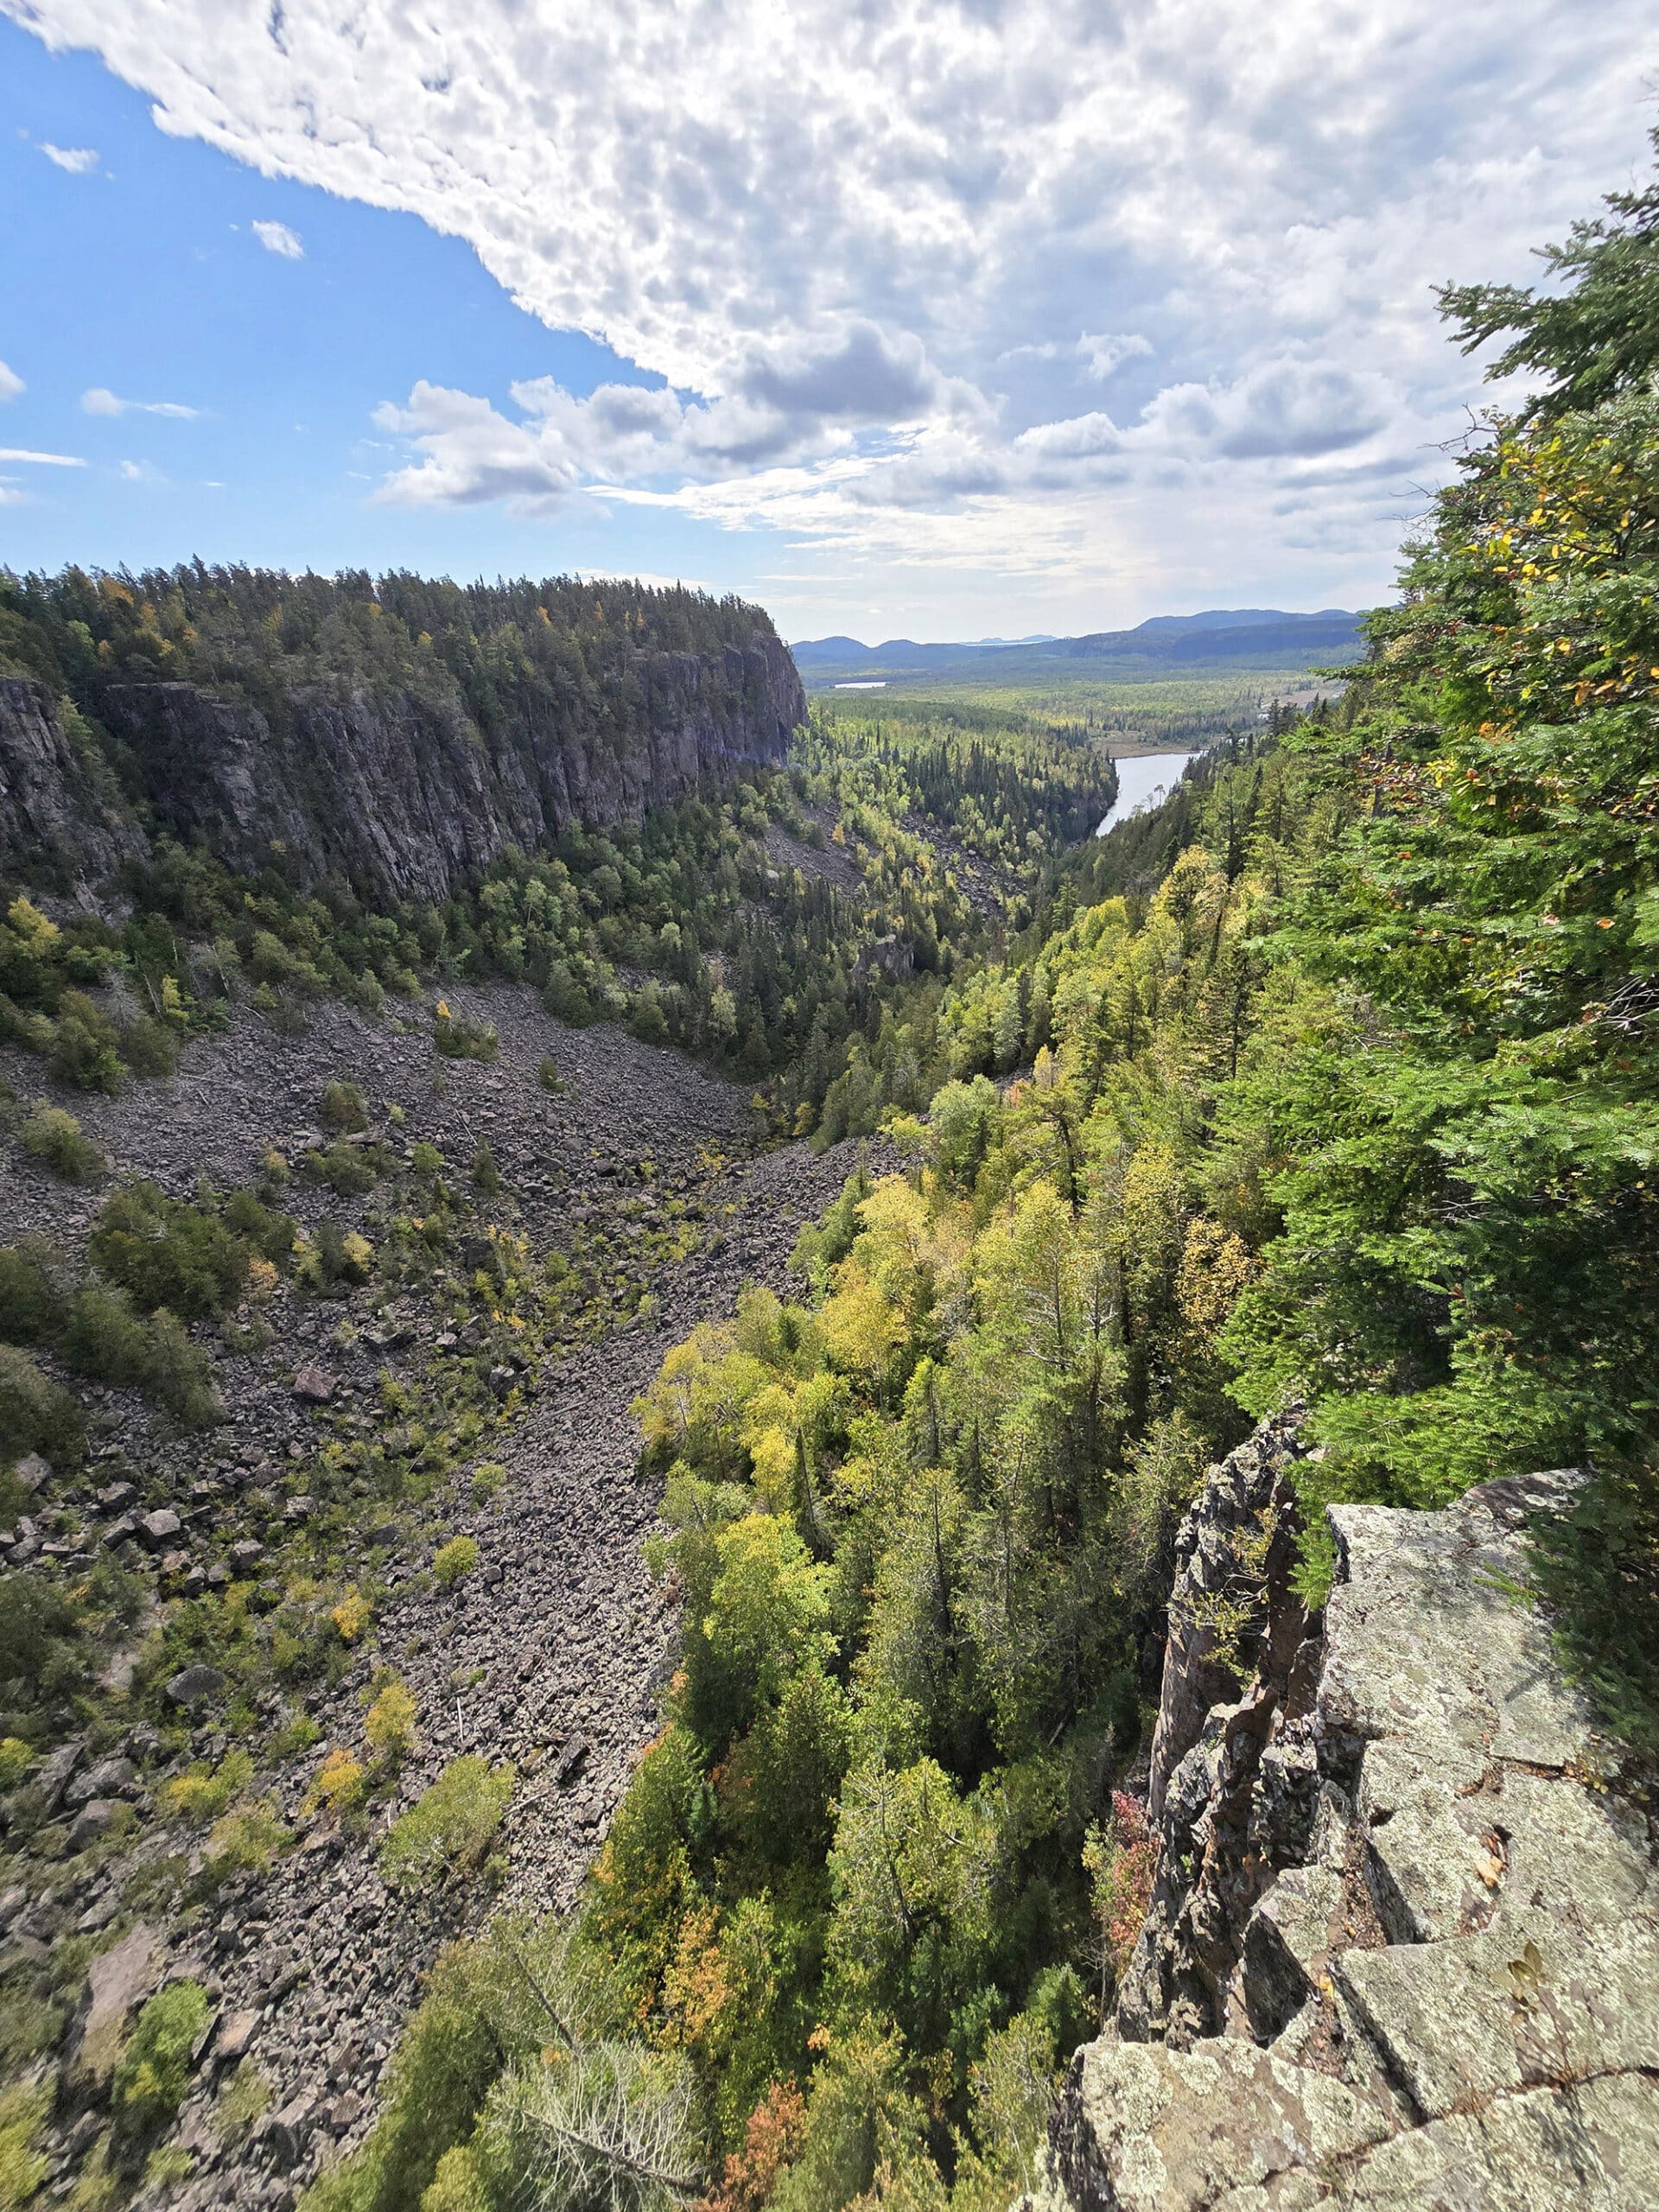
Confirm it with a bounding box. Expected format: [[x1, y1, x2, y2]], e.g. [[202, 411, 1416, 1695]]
[[165, 1662, 227, 1710], [76, 1921, 163, 2084]]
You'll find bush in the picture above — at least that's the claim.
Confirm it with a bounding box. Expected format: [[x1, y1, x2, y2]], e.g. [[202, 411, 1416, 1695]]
[[61, 1281, 150, 1389], [162, 1748, 253, 1824], [470, 1141, 500, 1196], [0, 1345, 84, 1469], [379, 1758, 513, 1892], [0, 1738, 34, 1790], [470, 1462, 505, 1504], [365, 1679, 418, 1765], [433, 1002, 497, 1062], [112, 1980, 212, 2138], [88, 1183, 247, 1319], [19, 1103, 104, 1183], [118, 1013, 179, 1079], [48, 992, 122, 1093], [205, 1802, 287, 1878], [62, 1287, 219, 1424], [303, 1141, 380, 1198], [431, 1536, 479, 1587], [0, 1242, 65, 1344], [321, 1081, 369, 1132], [0, 2082, 50, 2212], [537, 1055, 565, 1094], [309, 1747, 366, 1819], [331, 1586, 373, 1643]]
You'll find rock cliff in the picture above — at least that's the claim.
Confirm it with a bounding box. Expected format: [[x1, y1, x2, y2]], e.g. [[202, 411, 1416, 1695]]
[[0, 636, 804, 905], [1029, 1423, 1659, 2209]]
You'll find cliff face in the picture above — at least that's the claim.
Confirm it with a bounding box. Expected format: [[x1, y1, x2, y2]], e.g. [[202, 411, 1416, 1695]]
[[1030, 1425, 1659, 2210], [1, 637, 804, 905]]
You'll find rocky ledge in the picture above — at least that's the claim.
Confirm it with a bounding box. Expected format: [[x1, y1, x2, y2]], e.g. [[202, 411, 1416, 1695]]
[[1030, 1423, 1659, 2210]]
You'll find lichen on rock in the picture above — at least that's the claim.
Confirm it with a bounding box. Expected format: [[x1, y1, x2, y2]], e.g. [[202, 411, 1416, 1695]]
[[1027, 1430, 1659, 2210]]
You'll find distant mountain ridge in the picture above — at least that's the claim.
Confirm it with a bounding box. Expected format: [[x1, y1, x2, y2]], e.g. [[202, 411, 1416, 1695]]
[[792, 607, 1363, 687]]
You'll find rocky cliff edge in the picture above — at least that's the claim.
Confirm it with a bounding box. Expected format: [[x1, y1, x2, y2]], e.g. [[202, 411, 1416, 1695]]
[[1029, 1421, 1659, 2210]]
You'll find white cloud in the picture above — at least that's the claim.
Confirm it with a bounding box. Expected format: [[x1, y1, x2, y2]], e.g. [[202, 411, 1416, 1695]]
[[82, 385, 199, 418], [7, 0, 1656, 616], [40, 141, 98, 173], [0, 361, 23, 403], [251, 219, 303, 259], [0, 447, 86, 467]]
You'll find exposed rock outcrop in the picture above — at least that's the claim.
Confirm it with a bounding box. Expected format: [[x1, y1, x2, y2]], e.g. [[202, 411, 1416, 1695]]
[[1031, 1431, 1659, 2210], [0, 636, 804, 903]]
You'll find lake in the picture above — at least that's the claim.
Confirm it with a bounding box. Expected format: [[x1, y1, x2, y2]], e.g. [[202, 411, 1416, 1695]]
[[1095, 750, 1196, 837]]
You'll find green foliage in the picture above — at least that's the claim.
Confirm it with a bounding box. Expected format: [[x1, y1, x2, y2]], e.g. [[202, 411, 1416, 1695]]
[[111, 1980, 212, 2139], [320, 1080, 369, 1131], [87, 1182, 249, 1319], [380, 1758, 513, 1892], [431, 1535, 480, 1587], [0, 2082, 50, 2212], [0, 1243, 65, 1345], [18, 1103, 104, 1183], [0, 1346, 84, 1470]]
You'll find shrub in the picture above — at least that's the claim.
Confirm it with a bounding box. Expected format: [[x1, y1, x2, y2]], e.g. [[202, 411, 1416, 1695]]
[[470, 1141, 500, 1196], [410, 1141, 446, 1179], [147, 1310, 221, 1425], [331, 1586, 373, 1643], [112, 1980, 212, 2138], [365, 1679, 418, 1765], [379, 1758, 513, 1892], [0, 1345, 84, 1469], [537, 1055, 565, 1094], [303, 1141, 380, 1198], [470, 1462, 505, 1504], [0, 1738, 34, 1790], [88, 1183, 247, 1319], [431, 1536, 479, 1587], [162, 1748, 253, 1824], [118, 1014, 179, 1079], [309, 1748, 366, 1819], [205, 1802, 287, 1878], [433, 1002, 497, 1062], [19, 1103, 104, 1183], [0, 1242, 64, 1344], [321, 1081, 369, 1132], [48, 993, 122, 1093], [61, 1282, 150, 1389], [0, 2082, 50, 2212]]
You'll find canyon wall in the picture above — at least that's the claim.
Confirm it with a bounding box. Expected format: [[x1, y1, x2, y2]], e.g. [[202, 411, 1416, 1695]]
[[0, 635, 804, 906]]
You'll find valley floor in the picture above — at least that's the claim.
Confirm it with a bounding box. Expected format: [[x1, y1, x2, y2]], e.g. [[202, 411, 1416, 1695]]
[[0, 987, 886, 2208]]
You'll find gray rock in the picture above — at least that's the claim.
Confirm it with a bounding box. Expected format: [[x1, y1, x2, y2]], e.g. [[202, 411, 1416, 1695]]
[[137, 1507, 183, 1549], [1031, 1441, 1659, 2212], [166, 1663, 227, 1710], [76, 1920, 163, 2083]]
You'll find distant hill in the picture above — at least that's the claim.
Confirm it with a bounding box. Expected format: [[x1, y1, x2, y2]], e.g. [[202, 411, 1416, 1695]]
[[791, 608, 1363, 688]]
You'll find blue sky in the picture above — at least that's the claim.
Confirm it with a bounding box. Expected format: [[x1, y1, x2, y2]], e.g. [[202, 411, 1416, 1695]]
[[0, 23, 728, 594], [1, 3, 1654, 641]]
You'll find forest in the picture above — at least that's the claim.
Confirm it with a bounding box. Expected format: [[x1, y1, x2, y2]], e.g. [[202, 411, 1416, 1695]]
[[296, 149, 1659, 2212]]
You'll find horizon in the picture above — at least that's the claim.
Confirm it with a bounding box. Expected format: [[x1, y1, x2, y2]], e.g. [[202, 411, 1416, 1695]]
[[1, 4, 1654, 639]]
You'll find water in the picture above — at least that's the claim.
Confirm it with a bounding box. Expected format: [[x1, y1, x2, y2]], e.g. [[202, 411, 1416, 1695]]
[[1095, 749, 1196, 837]]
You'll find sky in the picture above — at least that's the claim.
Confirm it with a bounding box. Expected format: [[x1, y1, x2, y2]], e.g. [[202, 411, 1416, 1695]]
[[0, 3, 1654, 643]]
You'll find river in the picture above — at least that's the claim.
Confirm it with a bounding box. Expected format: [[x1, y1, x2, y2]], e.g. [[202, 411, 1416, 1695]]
[[1095, 749, 1196, 837]]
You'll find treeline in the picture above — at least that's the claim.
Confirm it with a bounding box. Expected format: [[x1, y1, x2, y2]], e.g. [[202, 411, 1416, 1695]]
[[0, 565, 779, 731], [310, 143, 1659, 2212]]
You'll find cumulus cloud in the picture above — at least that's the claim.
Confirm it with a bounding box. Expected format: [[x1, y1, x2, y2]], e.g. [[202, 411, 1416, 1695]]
[[251, 219, 303, 258], [40, 142, 98, 173], [7, 0, 1655, 607], [82, 386, 199, 418], [0, 362, 23, 403]]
